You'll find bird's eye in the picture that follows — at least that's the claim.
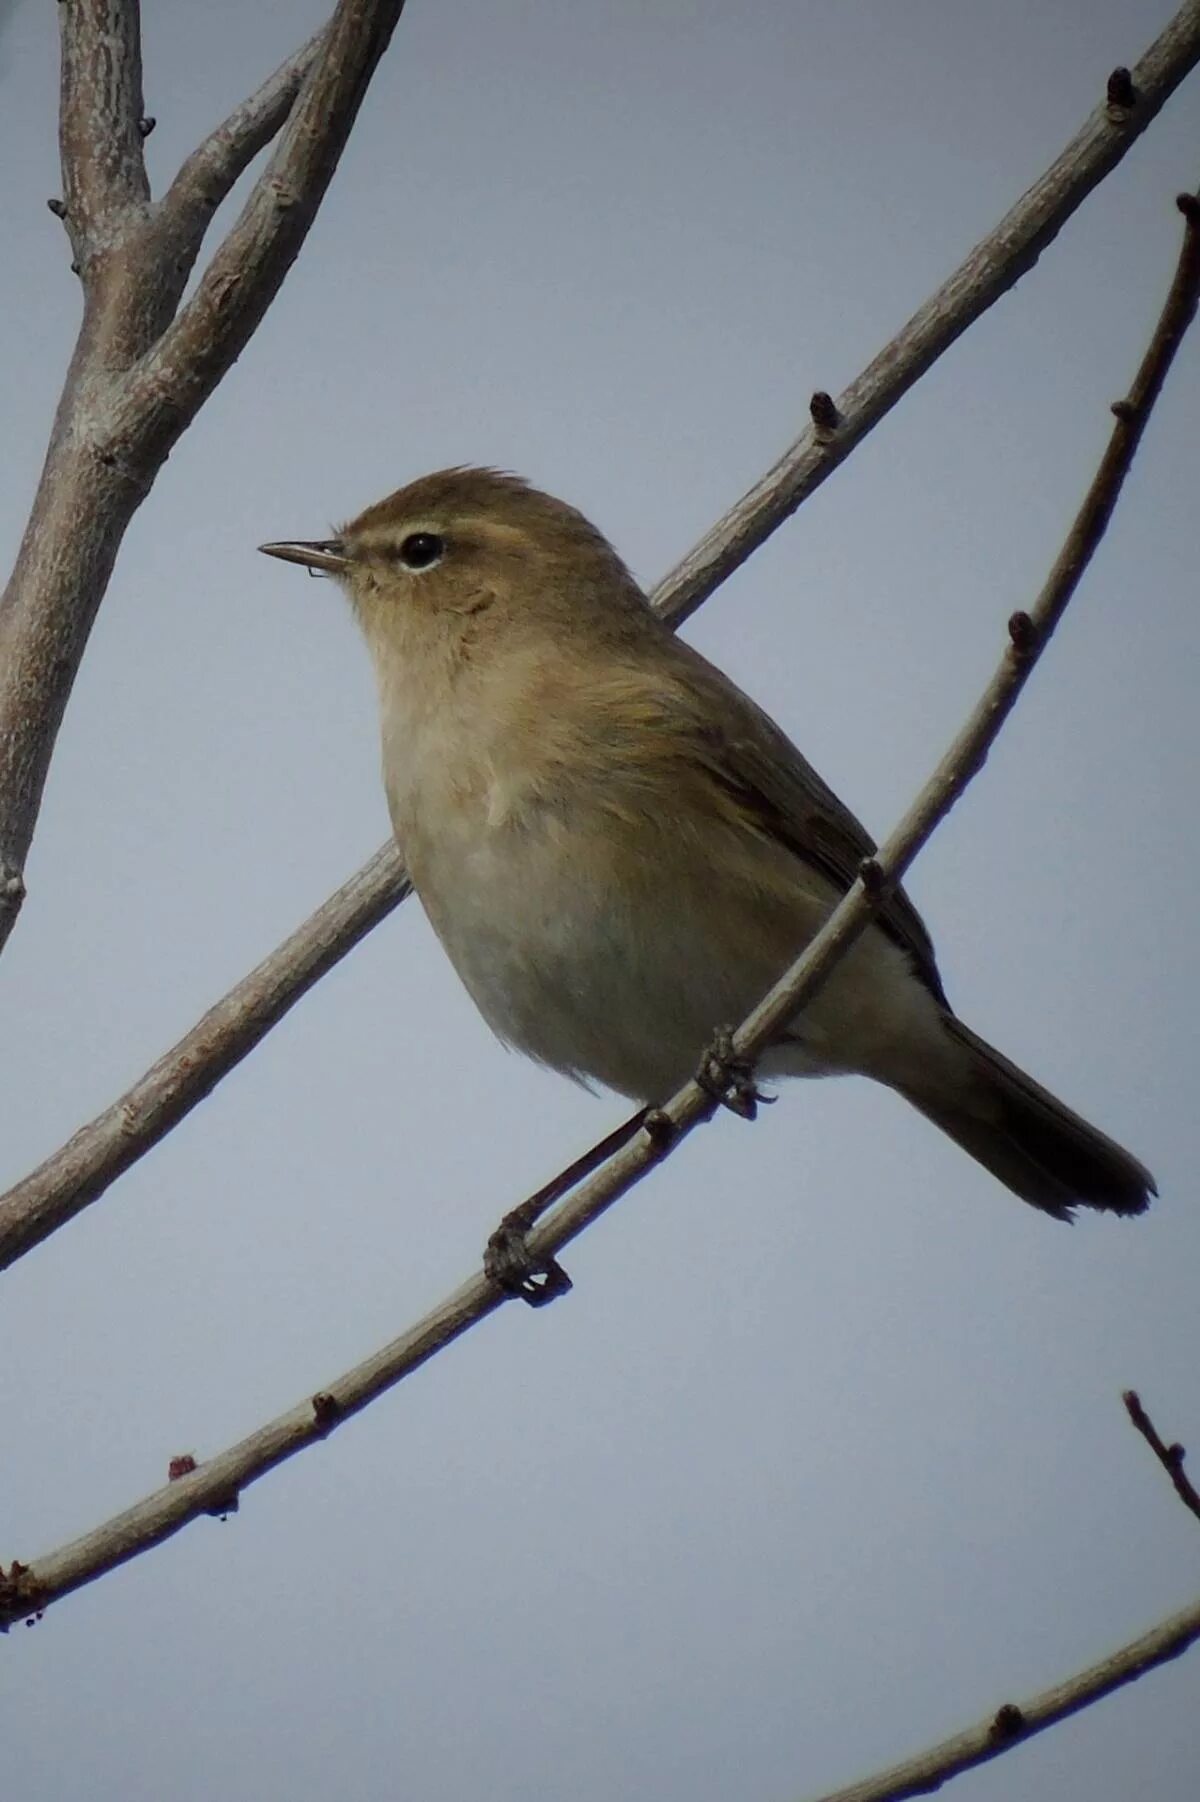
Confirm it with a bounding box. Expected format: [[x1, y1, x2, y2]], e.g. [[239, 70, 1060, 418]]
[[398, 531, 445, 571]]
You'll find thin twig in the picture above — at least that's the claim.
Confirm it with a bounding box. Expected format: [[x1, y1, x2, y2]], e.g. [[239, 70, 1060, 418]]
[[802, 1595, 1200, 1802], [7, 21, 1200, 1269], [0, 847, 409, 1272], [3, 186, 1194, 1629], [653, 6, 1200, 625], [1124, 1390, 1200, 1526]]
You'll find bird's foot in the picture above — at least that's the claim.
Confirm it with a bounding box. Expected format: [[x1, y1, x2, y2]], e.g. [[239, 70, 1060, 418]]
[[484, 1204, 573, 1308], [696, 1026, 774, 1121], [481, 1107, 653, 1305]]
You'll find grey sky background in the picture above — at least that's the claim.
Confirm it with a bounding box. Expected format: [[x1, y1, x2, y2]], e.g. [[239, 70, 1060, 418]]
[[2, 2, 1198, 1798]]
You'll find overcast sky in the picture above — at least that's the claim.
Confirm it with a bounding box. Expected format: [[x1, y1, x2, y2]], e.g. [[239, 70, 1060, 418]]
[[1, 3, 1198, 1799]]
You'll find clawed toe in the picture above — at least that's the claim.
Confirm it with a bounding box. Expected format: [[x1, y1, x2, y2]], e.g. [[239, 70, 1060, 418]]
[[484, 1213, 573, 1308], [696, 1026, 774, 1121]]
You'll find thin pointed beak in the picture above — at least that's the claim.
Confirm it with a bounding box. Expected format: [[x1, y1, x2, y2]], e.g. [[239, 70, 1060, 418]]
[[258, 538, 349, 576]]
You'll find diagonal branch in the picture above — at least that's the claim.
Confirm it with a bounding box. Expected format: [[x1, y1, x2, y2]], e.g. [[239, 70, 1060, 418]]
[[803, 1391, 1200, 1802], [58, 0, 150, 261], [1124, 1390, 1200, 1525], [166, 29, 325, 217], [3, 186, 1194, 1626], [656, 5, 1200, 626], [6, 23, 1200, 1269], [803, 1595, 1200, 1802], [0, 847, 409, 1272], [160, 27, 326, 282]]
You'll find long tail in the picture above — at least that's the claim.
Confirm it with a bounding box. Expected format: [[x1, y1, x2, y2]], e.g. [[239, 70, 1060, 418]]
[[901, 1015, 1155, 1221]]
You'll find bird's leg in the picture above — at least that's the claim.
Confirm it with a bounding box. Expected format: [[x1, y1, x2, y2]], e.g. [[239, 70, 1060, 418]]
[[695, 1025, 774, 1121], [484, 1106, 651, 1306]]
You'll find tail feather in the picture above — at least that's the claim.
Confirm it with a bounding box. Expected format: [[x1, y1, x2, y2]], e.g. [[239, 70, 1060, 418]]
[[902, 1016, 1155, 1221]]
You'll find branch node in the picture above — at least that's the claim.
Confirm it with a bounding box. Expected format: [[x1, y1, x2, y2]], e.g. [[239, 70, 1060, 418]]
[[642, 1108, 677, 1153], [46, 197, 68, 219], [1110, 397, 1138, 423], [168, 1454, 240, 1518], [1123, 1389, 1200, 1526], [858, 855, 887, 897], [1176, 191, 1200, 227], [0, 1560, 46, 1627], [809, 390, 841, 434], [311, 1392, 342, 1435], [987, 1703, 1027, 1745], [1007, 609, 1039, 657], [1106, 66, 1137, 113], [137, 116, 157, 138]]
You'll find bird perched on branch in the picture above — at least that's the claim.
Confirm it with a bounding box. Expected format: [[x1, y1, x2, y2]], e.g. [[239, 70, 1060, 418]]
[[262, 467, 1153, 1223]]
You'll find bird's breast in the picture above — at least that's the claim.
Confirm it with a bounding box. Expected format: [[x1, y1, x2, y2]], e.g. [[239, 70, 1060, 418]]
[[390, 759, 818, 1100], [402, 786, 646, 1081]]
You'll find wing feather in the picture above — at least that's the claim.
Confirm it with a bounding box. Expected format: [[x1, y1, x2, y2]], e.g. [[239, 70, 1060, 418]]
[[663, 636, 949, 1007]]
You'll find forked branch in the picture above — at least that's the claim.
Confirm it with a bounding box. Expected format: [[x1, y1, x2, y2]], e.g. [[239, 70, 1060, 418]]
[[161, 27, 327, 283], [109, 1, 409, 463], [0, 0, 410, 961]]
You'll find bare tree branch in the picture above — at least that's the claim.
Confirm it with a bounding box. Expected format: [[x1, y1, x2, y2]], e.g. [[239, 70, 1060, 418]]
[[160, 28, 326, 283], [0, 0, 409, 962], [802, 1596, 1200, 1802], [1, 7, 163, 945], [108, 1, 409, 466], [4, 186, 1194, 1626], [58, 0, 150, 259], [801, 1391, 1200, 1802], [1124, 1390, 1200, 1525], [6, 17, 1200, 1268], [166, 29, 324, 219], [657, 5, 1200, 626], [0, 847, 409, 1272]]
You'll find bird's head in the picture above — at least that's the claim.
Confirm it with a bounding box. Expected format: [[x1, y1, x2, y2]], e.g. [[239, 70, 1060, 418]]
[[260, 467, 645, 673]]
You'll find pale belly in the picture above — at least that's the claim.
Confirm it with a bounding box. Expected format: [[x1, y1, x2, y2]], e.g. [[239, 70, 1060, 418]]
[[405, 806, 949, 1105]]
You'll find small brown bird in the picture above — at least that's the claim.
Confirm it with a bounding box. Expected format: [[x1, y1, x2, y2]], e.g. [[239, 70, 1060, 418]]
[[262, 468, 1153, 1221]]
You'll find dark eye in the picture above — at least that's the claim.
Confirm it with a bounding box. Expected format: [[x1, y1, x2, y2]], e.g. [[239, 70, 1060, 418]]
[[398, 531, 445, 570]]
